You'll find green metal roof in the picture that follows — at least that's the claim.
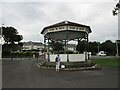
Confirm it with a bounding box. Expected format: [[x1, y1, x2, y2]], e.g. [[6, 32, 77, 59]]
[[44, 30, 87, 40]]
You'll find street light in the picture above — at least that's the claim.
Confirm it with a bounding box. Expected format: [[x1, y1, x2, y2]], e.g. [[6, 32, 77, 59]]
[[113, 35, 119, 57], [0, 2, 4, 60], [115, 40, 119, 57], [97, 42, 100, 53], [0, 24, 3, 60]]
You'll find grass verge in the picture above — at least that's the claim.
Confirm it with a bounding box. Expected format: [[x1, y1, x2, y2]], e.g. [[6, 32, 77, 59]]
[[91, 57, 120, 67]]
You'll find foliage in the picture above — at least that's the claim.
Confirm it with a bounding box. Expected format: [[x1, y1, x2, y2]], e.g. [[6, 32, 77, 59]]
[[76, 40, 86, 53], [53, 50, 74, 54], [117, 40, 120, 56], [76, 40, 119, 56], [101, 40, 116, 55], [2, 26, 23, 44], [41, 48, 47, 52], [112, 0, 120, 16], [89, 41, 99, 55], [2, 26, 23, 54], [66, 50, 74, 54], [2, 43, 23, 55], [10, 51, 39, 57], [52, 42, 64, 52]]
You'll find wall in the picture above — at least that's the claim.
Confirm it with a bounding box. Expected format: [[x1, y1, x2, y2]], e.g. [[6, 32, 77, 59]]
[[46, 54, 86, 62]]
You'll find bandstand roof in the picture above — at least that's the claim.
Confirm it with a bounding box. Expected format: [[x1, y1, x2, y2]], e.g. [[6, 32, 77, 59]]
[[41, 20, 92, 40]]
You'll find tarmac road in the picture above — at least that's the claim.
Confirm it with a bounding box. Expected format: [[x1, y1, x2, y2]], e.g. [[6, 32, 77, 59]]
[[2, 59, 118, 88]]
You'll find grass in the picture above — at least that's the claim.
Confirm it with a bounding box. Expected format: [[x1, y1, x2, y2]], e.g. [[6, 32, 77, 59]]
[[91, 57, 120, 67]]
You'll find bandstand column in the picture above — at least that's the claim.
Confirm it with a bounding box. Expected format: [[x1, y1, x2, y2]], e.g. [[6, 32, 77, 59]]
[[65, 35, 69, 62], [87, 34, 89, 60], [85, 34, 88, 62], [44, 36, 46, 49], [77, 38, 80, 53], [65, 40, 67, 53], [67, 38, 69, 62], [47, 34, 50, 62]]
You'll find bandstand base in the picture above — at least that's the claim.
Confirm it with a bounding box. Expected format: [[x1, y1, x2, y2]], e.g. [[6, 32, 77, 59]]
[[36, 60, 101, 71], [46, 53, 88, 62]]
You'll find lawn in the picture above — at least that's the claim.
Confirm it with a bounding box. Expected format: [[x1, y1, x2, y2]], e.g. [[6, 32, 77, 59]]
[[91, 57, 120, 67]]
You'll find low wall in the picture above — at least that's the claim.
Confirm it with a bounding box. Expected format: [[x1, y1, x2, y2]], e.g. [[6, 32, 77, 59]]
[[47, 54, 86, 62]]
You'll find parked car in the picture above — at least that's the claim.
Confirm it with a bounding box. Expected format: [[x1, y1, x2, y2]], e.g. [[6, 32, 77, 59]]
[[96, 51, 106, 56]]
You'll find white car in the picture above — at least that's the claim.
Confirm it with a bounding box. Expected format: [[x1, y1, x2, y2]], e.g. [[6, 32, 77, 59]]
[[97, 51, 106, 56]]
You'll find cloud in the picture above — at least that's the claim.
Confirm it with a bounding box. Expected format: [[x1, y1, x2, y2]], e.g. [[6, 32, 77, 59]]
[[1, 1, 118, 43]]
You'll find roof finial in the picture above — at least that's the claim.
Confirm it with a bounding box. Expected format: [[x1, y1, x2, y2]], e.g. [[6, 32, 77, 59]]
[[65, 20, 68, 24]]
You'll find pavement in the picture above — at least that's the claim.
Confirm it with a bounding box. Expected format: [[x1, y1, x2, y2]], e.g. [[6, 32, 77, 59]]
[[2, 59, 119, 88]]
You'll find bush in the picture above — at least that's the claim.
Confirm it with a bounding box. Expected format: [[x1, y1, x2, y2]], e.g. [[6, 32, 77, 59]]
[[30, 51, 39, 57], [10, 51, 39, 57], [2, 50, 11, 56], [66, 50, 74, 54]]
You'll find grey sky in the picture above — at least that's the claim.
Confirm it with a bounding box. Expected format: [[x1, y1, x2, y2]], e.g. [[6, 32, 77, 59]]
[[0, 0, 118, 43]]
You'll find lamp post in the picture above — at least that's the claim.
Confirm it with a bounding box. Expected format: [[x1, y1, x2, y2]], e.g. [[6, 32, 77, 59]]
[[0, 24, 4, 60], [115, 40, 119, 57], [0, 26, 2, 60], [113, 35, 119, 57], [0, 2, 4, 60], [97, 42, 100, 53]]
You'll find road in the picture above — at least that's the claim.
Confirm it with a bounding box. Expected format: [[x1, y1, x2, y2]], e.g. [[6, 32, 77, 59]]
[[2, 59, 118, 88]]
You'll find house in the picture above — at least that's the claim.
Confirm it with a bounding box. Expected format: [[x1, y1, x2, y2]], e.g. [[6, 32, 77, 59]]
[[22, 41, 44, 50], [66, 44, 76, 51]]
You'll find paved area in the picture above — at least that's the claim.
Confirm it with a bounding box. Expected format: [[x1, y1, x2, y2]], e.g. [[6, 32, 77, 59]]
[[2, 59, 118, 88]]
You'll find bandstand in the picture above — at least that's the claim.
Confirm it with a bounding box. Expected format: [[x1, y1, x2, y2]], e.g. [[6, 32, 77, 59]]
[[41, 20, 92, 62]]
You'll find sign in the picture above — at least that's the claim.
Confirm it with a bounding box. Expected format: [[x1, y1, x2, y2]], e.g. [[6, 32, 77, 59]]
[[43, 26, 87, 35], [61, 65, 65, 68], [48, 26, 66, 32], [68, 26, 86, 31]]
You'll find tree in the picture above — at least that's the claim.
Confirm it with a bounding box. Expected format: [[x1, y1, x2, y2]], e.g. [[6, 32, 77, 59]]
[[76, 40, 86, 53], [89, 41, 99, 55], [101, 40, 116, 55], [2, 26, 23, 44], [52, 42, 64, 52], [112, 0, 120, 16], [117, 40, 120, 56], [1, 26, 23, 53]]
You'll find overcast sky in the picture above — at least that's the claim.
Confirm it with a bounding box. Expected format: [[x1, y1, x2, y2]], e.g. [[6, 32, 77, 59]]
[[0, 0, 119, 44]]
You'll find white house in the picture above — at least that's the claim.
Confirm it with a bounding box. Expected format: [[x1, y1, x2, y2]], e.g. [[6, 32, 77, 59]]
[[22, 41, 44, 50]]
